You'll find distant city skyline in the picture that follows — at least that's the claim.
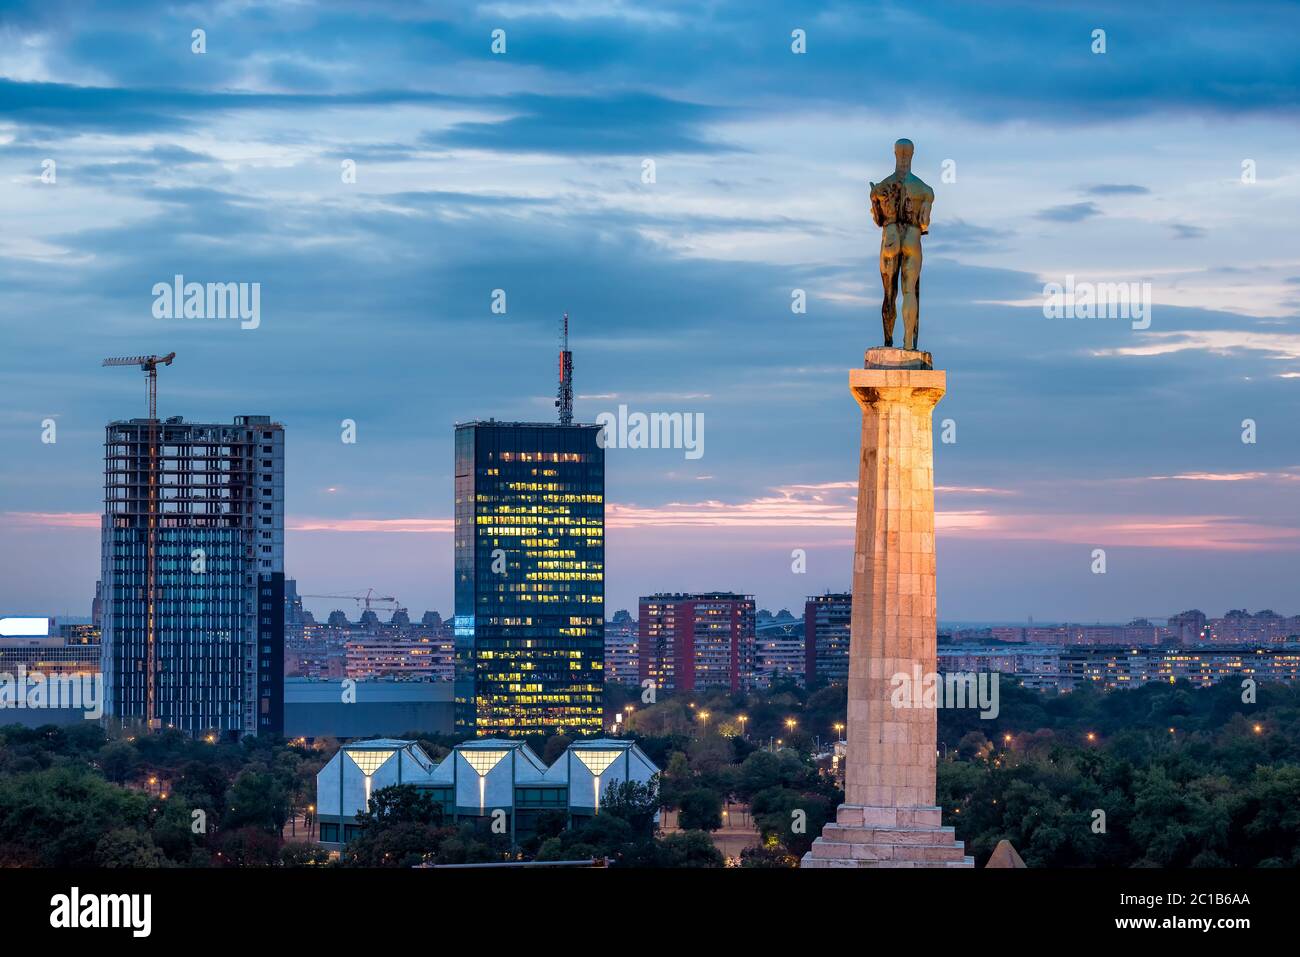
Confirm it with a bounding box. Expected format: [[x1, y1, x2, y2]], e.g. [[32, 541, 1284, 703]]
[[3, 1, 1299, 622]]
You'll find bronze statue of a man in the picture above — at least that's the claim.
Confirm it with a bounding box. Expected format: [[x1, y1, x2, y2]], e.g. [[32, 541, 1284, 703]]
[[870, 139, 934, 351]]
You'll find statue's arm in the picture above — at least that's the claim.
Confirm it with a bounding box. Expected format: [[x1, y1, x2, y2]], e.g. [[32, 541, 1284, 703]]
[[918, 188, 933, 234], [869, 183, 885, 227]]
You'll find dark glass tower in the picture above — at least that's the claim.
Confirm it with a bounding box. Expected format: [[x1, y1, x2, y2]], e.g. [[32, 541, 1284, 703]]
[[454, 421, 605, 737]]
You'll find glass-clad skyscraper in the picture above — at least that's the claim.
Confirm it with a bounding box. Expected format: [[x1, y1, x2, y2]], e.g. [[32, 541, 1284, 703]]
[[101, 415, 284, 737], [454, 420, 605, 737]]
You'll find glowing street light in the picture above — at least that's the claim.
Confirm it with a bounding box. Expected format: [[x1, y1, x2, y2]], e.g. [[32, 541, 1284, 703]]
[[785, 717, 797, 732]]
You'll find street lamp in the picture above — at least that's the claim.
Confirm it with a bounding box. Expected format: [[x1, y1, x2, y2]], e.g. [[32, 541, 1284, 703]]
[[833, 721, 845, 739], [785, 717, 797, 732]]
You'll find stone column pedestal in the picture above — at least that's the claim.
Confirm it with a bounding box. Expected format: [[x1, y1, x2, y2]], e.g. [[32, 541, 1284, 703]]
[[803, 347, 973, 868]]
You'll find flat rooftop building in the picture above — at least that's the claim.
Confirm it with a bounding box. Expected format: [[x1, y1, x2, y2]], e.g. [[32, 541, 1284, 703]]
[[453, 420, 605, 738]]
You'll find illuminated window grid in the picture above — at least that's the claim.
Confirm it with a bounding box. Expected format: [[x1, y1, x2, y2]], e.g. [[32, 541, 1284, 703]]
[[346, 749, 395, 775]]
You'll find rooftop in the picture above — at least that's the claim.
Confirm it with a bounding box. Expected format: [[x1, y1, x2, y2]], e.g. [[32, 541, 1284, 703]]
[[454, 419, 601, 430]]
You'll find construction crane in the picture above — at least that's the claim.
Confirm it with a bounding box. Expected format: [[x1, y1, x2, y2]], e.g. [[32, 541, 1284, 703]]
[[302, 588, 407, 616], [102, 352, 176, 731], [556, 313, 573, 426]]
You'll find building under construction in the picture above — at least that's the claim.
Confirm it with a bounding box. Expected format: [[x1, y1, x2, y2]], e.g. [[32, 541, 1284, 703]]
[[100, 414, 285, 736]]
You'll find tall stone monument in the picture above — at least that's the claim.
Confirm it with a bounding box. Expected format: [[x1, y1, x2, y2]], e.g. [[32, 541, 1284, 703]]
[[802, 140, 973, 868]]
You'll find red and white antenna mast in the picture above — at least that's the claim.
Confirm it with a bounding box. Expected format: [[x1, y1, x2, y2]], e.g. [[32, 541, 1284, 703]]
[[556, 312, 574, 426]]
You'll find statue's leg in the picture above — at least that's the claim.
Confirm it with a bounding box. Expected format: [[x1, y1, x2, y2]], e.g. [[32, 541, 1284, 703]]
[[880, 226, 901, 347], [900, 227, 922, 350]]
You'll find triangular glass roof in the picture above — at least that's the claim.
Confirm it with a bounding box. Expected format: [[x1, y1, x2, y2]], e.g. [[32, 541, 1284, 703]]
[[461, 749, 509, 777], [574, 750, 622, 776], [346, 749, 395, 776]]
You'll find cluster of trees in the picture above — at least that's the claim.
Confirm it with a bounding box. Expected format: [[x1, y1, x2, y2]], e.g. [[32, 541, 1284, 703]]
[[0, 723, 327, 867], [615, 675, 1300, 868], [934, 679, 1300, 867], [344, 779, 725, 868], [609, 682, 847, 754], [1, 674, 1296, 868], [615, 686, 846, 865]]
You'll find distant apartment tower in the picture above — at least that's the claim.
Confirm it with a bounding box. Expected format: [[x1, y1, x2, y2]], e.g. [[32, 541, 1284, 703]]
[[754, 611, 805, 688], [453, 420, 605, 737], [345, 635, 454, 681], [100, 415, 284, 736], [1207, 609, 1299, 644], [638, 592, 755, 693], [604, 610, 639, 685], [1168, 609, 1207, 645], [805, 592, 852, 685]]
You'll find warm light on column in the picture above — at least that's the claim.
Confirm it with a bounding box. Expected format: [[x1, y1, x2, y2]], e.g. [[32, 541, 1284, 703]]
[[345, 749, 396, 810], [575, 750, 623, 812], [461, 750, 509, 815]]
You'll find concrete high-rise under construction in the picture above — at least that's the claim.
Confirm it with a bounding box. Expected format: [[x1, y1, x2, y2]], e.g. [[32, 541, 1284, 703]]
[[100, 414, 285, 737]]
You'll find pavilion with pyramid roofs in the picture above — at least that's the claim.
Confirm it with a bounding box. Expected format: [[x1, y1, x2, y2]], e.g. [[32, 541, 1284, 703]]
[[316, 737, 658, 849]]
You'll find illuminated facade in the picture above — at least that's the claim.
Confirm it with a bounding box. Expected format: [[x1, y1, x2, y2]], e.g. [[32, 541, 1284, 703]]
[[935, 643, 1300, 691], [344, 636, 453, 680], [100, 415, 284, 736], [454, 421, 605, 737], [805, 592, 852, 685], [0, 636, 101, 677], [638, 592, 756, 693], [316, 737, 658, 846], [604, 610, 639, 685]]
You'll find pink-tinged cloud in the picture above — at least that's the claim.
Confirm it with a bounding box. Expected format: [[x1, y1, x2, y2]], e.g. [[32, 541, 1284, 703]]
[[937, 514, 1300, 551], [936, 485, 1020, 495], [608, 481, 858, 528], [1143, 470, 1300, 483], [2, 511, 100, 528], [7, 476, 1297, 554], [288, 517, 453, 533], [0, 511, 454, 534]]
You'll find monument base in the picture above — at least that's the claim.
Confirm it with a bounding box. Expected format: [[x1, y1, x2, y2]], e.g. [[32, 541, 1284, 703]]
[[864, 346, 932, 370], [800, 805, 974, 868]]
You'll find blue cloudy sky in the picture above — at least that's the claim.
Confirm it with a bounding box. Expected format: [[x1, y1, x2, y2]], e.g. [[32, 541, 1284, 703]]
[[2, 0, 1299, 623]]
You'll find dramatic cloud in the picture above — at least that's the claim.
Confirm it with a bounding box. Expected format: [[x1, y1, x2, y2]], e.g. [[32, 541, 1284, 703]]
[[2, 0, 1299, 620]]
